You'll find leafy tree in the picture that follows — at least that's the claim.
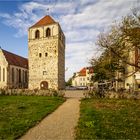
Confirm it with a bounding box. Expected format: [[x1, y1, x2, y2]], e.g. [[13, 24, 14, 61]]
[[91, 9, 140, 82], [96, 9, 140, 69], [65, 77, 72, 86], [91, 49, 123, 82]]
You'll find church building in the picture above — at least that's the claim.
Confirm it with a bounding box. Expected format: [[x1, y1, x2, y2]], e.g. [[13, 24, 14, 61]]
[[28, 15, 65, 90], [0, 48, 28, 89]]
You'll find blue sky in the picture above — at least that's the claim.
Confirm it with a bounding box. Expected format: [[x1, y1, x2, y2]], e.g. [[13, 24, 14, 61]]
[[0, 0, 139, 80]]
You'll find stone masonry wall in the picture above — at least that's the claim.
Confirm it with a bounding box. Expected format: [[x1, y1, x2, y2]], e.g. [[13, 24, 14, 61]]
[[28, 23, 65, 90]]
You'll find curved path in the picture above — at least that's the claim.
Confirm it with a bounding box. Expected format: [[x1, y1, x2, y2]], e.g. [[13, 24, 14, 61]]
[[20, 90, 84, 140]]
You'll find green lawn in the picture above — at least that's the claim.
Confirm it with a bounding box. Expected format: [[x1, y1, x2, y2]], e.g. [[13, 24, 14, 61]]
[[76, 98, 140, 139], [0, 95, 65, 140]]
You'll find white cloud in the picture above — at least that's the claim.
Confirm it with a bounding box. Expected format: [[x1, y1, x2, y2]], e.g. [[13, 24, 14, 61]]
[[0, 0, 138, 80], [65, 41, 100, 80], [0, 13, 10, 18]]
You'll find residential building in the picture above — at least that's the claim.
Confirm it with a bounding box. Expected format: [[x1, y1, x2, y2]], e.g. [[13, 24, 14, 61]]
[[124, 46, 140, 91], [0, 48, 28, 89], [114, 41, 140, 91], [72, 67, 94, 87]]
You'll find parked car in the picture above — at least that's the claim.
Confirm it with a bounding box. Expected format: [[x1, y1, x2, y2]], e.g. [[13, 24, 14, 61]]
[[65, 86, 77, 90], [76, 86, 88, 90]]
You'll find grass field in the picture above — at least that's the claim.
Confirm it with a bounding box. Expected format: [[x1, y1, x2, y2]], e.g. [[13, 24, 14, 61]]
[[0, 95, 65, 140], [76, 98, 140, 139]]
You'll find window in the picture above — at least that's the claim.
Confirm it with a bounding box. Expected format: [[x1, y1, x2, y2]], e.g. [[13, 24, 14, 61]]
[[25, 71, 27, 83], [0, 67, 1, 81], [19, 69, 21, 83], [12, 68, 14, 82], [23, 70, 24, 82], [39, 53, 42, 57], [46, 28, 51, 37], [3, 68, 5, 82], [35, 30, 40, 39], [43, 71, 47, 75], [16, 69, 18, 83], [45, 53, 48, 57]]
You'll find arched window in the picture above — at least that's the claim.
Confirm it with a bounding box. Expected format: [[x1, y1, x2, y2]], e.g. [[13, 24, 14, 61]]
[[46, 28, 51, 37], [16, 69, 18, 83], [3, 68, 5, 82], [35, 30, 40, 39], [19, 69, 21, 83], [0, 66, 1, 81], [25, 71, 27, 83], [12, 68, 14, 82]]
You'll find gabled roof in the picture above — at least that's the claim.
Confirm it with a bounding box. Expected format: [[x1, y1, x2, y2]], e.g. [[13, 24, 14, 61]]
[[79, 68, 86, 76], [30, 15, 56, 28], [2, 49, 28, 69], [79, 67, 94, 76]]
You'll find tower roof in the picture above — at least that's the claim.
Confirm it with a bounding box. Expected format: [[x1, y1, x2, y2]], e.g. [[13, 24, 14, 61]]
[[30, 15, 56, 28]]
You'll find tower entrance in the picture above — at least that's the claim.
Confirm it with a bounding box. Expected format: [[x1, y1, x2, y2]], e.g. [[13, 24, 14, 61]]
[[40, 81, 48, 90]]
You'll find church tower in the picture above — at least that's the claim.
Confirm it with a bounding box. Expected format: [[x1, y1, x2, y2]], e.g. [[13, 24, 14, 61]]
[[28, 15, 65, 90]]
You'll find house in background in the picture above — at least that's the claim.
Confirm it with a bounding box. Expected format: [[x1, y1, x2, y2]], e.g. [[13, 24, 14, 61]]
[[0, 48, 28, 89], [124, 46, 140, 91], [114, 40, 140, 91], [72, 67, 94, 87]]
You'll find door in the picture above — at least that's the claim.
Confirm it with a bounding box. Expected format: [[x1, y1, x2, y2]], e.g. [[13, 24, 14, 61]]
[[40, 81, 48, 90]]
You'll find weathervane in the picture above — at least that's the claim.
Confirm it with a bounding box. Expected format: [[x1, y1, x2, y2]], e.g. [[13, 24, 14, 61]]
[[46, 0, 57, 16], [46, 8, 50, 15]]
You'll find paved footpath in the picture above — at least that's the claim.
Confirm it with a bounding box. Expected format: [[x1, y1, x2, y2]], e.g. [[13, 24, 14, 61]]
[[20, 91, 84, 140]]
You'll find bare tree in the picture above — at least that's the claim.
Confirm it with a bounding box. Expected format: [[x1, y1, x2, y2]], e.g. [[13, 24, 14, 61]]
[[96, 10, 140, 69]]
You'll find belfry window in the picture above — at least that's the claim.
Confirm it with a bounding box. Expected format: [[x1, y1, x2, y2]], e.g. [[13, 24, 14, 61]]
[[35, 30, 40, 39], [46, 28, 51, 37]]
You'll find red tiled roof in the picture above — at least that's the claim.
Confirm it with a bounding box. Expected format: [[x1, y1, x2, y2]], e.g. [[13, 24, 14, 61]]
[[88, 67, 94, 73], [79, 67, 94, 76], [30, 15, 56, 28], [2, 49, 28, 69], [79, 68, 86, 76]]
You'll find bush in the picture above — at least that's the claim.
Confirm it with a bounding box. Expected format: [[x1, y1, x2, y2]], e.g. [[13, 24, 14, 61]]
[[84, 90, 103, 98], [0, 88, 6, 95], [0, 88, 65, 97], [84, 89, 140, 100]]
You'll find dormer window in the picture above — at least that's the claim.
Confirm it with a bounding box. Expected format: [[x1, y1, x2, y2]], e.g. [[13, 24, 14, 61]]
[[35, 30, 40, 39], [46, 28, 51, 37]]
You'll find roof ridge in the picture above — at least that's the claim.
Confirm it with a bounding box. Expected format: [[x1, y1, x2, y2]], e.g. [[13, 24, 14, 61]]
[[2, 49, 27, 60], [30, 15, 56, 28], [2, 49, 28, 69]]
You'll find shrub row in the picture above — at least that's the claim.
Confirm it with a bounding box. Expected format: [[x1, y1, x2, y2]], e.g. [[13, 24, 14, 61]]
[[0, 88, 65, 97], [84, 90, 140, 100]]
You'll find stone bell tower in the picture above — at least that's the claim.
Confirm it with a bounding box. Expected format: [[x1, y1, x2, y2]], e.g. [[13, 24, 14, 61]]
[[28, 15, 65, 90]]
